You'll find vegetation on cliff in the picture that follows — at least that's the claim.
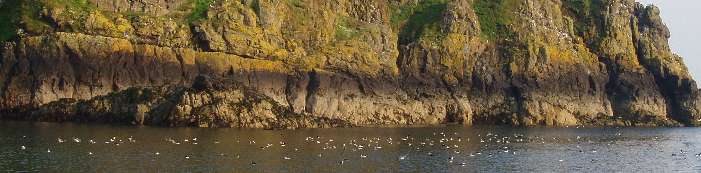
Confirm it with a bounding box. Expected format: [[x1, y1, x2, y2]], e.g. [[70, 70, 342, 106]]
[[562, 0, 609, 49], [473, 0, 520, 40], [181, 0, 218, 23], [0, 0, 47, 42], [0, 0, 112, 42], [390, 0, 448, 44], [389, 0, 521, 42]]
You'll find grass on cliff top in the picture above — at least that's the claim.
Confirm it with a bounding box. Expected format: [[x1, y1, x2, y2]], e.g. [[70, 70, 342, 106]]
[[0, 0, 49, 42], [0, 0, 22, 42], [51, 0, 99, 31], [390, 0, 448, 44], [0, 0, 99, 43], [335, 15, 363, 41], [180, 0, 258, 24], [284, 0, 311, 30], [472, 0, 520, 41], [389, 0, 523, 44], [562, 0, 609, 47], [181, 0, 218, 23]]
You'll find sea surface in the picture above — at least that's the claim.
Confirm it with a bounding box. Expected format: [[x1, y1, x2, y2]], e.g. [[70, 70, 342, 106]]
[[1, 121, 700, 172]]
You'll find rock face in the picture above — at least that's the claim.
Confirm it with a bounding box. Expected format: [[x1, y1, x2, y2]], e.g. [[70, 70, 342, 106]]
[[25, 76, 352, 129], [1, 0, 699, 127]]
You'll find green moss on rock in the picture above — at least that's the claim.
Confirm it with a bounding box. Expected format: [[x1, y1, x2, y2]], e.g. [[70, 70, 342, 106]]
[[391, 0, 448, 44], [562, 0, 608, 48], [473, 0, 521, 40], [0, 0, 52, 42]]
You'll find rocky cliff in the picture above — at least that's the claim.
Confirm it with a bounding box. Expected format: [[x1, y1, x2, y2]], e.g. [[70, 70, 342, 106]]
[[1, 0, 699, 127]]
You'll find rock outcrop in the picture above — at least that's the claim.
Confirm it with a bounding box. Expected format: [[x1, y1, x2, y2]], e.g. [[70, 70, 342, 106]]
[[24, 76, 352, 129], [1, 0, 699, 127]]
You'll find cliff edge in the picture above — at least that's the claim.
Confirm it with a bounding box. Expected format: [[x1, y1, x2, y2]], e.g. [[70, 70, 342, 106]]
[[1, 0, 699, 127]]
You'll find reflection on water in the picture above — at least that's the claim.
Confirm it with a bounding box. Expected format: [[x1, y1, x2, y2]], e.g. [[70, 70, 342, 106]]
[[1, 121, 700, 172]]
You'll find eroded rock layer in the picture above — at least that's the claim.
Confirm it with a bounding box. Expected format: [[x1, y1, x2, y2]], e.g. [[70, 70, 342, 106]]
[[25, 76, 352, 129]]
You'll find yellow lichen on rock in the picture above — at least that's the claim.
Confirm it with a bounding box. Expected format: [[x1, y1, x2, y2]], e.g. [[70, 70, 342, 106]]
[[84, 11, 119, 37], [194, 52, 292, 76], [439, 33, 470, 75]]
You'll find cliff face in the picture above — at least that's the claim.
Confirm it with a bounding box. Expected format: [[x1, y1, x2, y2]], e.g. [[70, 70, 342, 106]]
[[0, 0, 699, 127]]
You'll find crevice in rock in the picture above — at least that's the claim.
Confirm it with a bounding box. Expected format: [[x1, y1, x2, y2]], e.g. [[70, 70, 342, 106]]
[[513, 88, 525, 125], [395, 45, 406, 75], [588, 75, 597, 92], [448, 96, 467, 124], [189, 25, 207, 52], [0, 43, 19, 98], [600, 54, 623, 119], [357, 78, 366, 95], [175, 50, 188, 83], [304, 70, 320, 114], [0, 61, 18, 100], [445, 103, 458, 124], [284, 75, 297, 112], [236, 54, 255, 59]]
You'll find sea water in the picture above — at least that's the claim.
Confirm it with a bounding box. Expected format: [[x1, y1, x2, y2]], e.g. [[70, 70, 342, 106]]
[[1, 121, 700, 172]]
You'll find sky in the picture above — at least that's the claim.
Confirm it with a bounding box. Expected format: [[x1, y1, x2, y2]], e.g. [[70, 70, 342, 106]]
[[635, 0, 701, 83]]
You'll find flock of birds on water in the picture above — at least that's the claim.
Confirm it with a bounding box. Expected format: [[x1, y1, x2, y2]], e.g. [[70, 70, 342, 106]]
[[11, 126, 701, 170]]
